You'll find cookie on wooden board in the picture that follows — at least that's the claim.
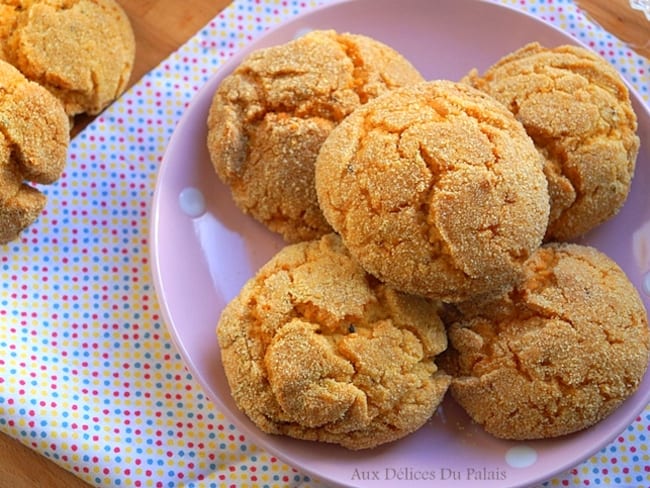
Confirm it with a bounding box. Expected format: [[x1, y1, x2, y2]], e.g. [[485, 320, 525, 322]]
[[0, 0, 136, 117]]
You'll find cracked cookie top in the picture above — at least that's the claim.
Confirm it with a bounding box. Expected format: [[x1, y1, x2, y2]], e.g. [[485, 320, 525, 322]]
[[441, 242, 650, 440], [207, 29, 424, 243], [315, 79, 550, 303], [0, 59, 69, 243], [216, 233, 450, 450], [463, 42, 639, 241], [0, 0, 135, 117]]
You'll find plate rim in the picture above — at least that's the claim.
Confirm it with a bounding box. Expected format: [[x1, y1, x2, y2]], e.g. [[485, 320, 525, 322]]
[[149, 1, 650, 486]]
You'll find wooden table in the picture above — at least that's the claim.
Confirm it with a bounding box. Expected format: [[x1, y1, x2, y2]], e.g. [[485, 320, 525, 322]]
[[0, 1, 647, 487]]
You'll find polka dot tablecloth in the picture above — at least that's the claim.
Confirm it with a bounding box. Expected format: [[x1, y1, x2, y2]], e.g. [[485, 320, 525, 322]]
[[0, 1, 648, 487]]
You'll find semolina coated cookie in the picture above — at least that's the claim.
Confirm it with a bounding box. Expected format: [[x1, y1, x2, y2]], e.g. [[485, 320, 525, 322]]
[[0, 59, 69, 243], [440, 243, 650, 440], [207, 29, 424, 243], [315, 80, 550, 303], [463, 42, 640, 241], [0, 184, 47, 244], [216, 233, 450, 450], [0, 0, 135, 117]]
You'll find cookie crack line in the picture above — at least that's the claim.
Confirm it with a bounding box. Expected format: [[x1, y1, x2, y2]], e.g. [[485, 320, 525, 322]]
[[237, 67, 349, 126], [0, 124, 39, 193], [335, 37, 372, 104], [233, 68, 269, 126], [416, 141, 445, 188]]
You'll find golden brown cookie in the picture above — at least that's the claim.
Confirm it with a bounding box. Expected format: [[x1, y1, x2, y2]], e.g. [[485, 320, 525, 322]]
[[463, 43, 640, 241], [0, 59, 69, 243], [0, 0, 136, 117], [217, 233, 450, 450], [441, 243, 650, 440], [207, 29, 424, 243], [0, 184, 47, 244], [315, 79, 550, 303]]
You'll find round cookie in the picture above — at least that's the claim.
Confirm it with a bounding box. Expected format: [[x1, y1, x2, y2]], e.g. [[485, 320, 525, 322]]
[[216, 233, 450, 450], [315, 79, 550, 303], [207, 29, 424, 243], [463, 42, 640, 241], [0, 0, 136, 117], [0, 59, 69, 243], [441, 243, 650, 440]]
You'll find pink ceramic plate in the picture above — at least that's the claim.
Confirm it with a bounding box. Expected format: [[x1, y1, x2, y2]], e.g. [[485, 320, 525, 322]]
[[150, 1, 650, 486]]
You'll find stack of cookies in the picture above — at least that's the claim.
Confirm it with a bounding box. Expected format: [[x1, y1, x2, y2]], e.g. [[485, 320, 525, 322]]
[[208, 30, 649, 449], [0, 0, 135, 243]]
